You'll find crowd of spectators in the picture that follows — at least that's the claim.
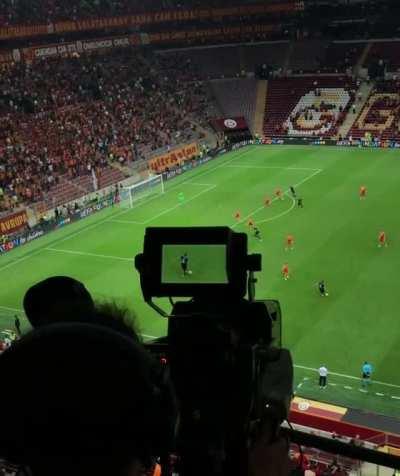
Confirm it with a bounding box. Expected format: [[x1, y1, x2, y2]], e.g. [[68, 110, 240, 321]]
[[0, 0, 267, 26], [290, 452, 350, 476], [0, 49, 212, 211], [348, 79, 400, 142]]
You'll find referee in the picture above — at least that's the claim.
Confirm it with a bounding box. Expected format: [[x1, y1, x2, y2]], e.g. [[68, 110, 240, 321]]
[[318, 364, 328, 389]]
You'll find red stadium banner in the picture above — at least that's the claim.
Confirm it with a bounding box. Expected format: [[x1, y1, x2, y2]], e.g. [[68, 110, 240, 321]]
[[0, 50, 14, 64], [147, 23, 281, 44], [17, 23, 281, 63], [0, 2, 302, 40], [149, 143, 199, 173], [211, 117, 249, 132], [0, 23, 50, 40], [0, 210, 28, 235]]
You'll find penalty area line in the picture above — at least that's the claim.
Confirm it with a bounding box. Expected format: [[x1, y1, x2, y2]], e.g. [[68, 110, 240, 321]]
[[232, 168, 322, 228], [141, 184, 217, 225]]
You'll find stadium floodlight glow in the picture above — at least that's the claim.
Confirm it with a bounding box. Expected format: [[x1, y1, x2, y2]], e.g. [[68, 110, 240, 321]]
[[120, 174, 164, 209]]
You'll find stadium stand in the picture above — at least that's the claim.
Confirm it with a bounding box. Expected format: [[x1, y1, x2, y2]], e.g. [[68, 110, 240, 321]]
[[320, 42, 365, 73], [263, 76, 356, 138], [289, 40, 328, 74], [347, 79, 400, 141], [365, 41, 400, 72], [241, 42, 289, 73], [159, 47, 242, 80], [210, 78, 258, 131], [0, 0, 270, 25], [290, 449, 352, 476], [0, 50, 213, 210]]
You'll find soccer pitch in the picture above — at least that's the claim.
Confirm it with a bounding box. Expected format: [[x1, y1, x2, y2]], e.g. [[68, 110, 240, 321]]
[[1, 145, 400, 417]]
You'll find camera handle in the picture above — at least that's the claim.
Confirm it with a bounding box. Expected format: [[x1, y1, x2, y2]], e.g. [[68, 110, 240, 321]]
[[247, 271, 257, 302]]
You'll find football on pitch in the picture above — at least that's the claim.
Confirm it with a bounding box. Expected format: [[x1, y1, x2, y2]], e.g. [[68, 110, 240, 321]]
[[188, 270, 193, 275]]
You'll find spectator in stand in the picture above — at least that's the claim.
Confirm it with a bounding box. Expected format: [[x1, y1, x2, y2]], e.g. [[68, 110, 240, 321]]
[[0, 49, 211, 210], [305, 461, 317, 476], [0, 317, 175, 476], [23, 276, 95, 328]]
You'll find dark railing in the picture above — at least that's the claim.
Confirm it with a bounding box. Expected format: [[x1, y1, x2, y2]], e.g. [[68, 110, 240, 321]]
[[283, 427, 400, 470]]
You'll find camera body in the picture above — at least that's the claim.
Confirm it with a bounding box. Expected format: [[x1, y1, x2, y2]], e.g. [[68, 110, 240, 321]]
[[135, 227, 293, 476]]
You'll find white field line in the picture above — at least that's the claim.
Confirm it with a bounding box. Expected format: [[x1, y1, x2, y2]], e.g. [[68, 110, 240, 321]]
[[111, 219, 145, 225], [45, 248, 133, 262], [295, 364, 400, 390], [0, 303, 399, 395], [111, 219, 146, 225], [0, 304, 157, 341], [226, 165, 321, 171], [185, 182, 217, 187], [232, 168, 323, 228], [142, 184, 217, 224], [0, 148, 253, 274], [0, 250, 43, 273], [0, 206, 135, 273], [142, 334, 157, 339], [0, 305, 21, 313], [257, 196, 296, 225]]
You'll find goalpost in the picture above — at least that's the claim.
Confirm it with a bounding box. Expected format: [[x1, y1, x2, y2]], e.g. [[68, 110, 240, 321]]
[[119, 174, 165, 208]]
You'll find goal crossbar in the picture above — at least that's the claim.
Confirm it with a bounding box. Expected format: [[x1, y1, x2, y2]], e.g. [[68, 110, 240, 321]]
[[120, 174, 164, 208]]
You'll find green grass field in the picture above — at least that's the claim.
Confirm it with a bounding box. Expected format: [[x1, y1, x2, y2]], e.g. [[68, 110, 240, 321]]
[[162, 245, 228, 283], [1, 145, 400, 417]]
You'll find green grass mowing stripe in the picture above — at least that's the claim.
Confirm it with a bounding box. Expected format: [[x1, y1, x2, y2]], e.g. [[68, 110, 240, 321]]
[[0, 146, 254, 273], [295, 378, 400, 417], [45, 248, 133, 261], [0, 303, 156, 342], [295, 364, 400, 390], [2, 145, 400, 416], [232, 168, 322, 228], [0, 305, 20, 313]]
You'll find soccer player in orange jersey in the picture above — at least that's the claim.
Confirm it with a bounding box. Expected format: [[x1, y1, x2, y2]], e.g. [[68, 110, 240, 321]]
[[359, 185, 367, 200], [275, 188, 284, 200], [286, 234, 295, 251], [234, 210, 241, 221], [282, 263, 290, 280], [264, 196, 271, 207], [378, 231, 387, 248], [248, 218, 254, 228]]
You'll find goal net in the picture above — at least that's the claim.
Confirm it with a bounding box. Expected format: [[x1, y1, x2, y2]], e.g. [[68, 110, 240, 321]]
[[119, 174, 164, 208]]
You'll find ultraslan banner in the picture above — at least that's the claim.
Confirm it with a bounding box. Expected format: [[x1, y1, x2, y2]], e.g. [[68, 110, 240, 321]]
[[149, 143, 199, 173], [0, 210, 28, 235], [0, 2, 303, 40]]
